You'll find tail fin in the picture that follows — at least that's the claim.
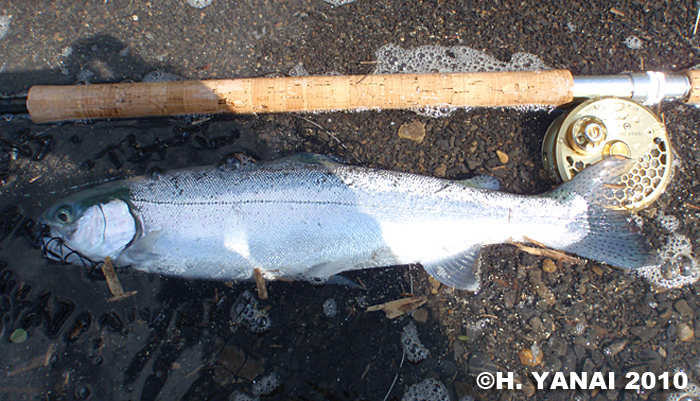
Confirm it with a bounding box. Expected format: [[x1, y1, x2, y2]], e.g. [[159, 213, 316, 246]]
[[548, 157, 655, 269]]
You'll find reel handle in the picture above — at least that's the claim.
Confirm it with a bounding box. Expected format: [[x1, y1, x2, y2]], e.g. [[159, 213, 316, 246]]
[[684, 69, 700, 104]]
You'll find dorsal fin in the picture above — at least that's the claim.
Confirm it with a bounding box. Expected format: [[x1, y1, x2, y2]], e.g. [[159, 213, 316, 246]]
[[280, 153, 349, 166]]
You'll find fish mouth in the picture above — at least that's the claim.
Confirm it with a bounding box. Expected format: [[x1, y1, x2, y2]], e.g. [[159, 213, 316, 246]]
[[40, 234, 97, 267]]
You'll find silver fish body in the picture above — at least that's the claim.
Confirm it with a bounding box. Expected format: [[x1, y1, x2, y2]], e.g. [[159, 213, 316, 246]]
[[40, 153, 653, 290]]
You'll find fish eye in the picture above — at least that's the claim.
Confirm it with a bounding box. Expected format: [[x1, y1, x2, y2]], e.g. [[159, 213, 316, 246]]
[[56, 207, 72, 224]]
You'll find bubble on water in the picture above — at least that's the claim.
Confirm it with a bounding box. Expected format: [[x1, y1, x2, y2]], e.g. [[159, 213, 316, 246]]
[[401, 322, 429, 363], [402, 378, 450, 401], [0, 15, 11, 40], [231, 290, 271, 334], [187, 0, 213, 9], [412, 105, 458, 118], [296, 273, 328, 285], [636, 233, 699, 289], [252, 372, 281, 396], [323, 298, 338, 317], [624, 36, 643, 50], [657, 212, 681, 233], [289, 62, 308, 77]]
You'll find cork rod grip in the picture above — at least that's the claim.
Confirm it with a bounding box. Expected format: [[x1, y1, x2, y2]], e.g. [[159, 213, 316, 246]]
[[684, 70, 700, 104], [26, 70, 574, 123]]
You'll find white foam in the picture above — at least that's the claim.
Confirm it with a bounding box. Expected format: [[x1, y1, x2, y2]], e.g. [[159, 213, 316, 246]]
[[322, 0, 356, 5], [186, 0, 213, 9], [402, 378, 450, 401], [231, 290, 271, 334], [401, 322, 429, 363], [412, 105, 458, 118], [373, 44, 551, 118], [323, 298, 338, 317], [76, 69, 95, 84], [636, 233, 699, 289], [252, 372, 281, 396], [666, 382, 699, 401], [143, 70, 184, 82], [373, 44, 551, 75], [657, 212, 681, 233], [0, 15, 11, 40], [229, 391, 257, 401], [60, 47, 73, 58], [624, 36, 643, 50], [289, 62, 308, 77]]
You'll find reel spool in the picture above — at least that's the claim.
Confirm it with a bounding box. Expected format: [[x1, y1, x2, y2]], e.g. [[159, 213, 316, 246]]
[[542, 97, 673, 211]]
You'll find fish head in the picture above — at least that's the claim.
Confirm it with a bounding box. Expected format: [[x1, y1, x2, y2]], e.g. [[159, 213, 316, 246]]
[[39, 187, 138, 265]]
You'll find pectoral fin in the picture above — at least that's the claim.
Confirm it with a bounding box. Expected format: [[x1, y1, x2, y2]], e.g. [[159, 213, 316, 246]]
[[421, 246, 482, 291], [118, 231, 164, 268]]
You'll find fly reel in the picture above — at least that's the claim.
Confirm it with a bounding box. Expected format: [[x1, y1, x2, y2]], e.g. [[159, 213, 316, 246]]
[[542, 97, 673, 211]]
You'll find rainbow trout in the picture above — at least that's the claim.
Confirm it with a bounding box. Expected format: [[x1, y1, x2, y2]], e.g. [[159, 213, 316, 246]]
[[39, 153, 652, 290]]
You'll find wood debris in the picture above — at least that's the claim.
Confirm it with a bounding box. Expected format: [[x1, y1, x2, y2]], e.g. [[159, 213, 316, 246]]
[[685, 202, 700, 211], [7, 344, 56, 378], [103, 257, 137, 302], [366, 296, 427, 319], [609, 7, 625, 17], [514, 238, 584, 265], [253, 268, 268, 300]]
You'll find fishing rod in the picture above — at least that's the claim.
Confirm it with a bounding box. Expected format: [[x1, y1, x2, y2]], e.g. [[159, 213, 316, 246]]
[[1, 69, 698, 124]]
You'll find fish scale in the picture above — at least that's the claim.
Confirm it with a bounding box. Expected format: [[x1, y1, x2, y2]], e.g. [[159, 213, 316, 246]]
[[40, 153, 653, 291]]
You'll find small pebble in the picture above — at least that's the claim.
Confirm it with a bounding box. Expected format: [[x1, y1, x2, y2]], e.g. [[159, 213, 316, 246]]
[[674, 299, 694, 317], [542, 259, 557, 273], [434, 164, 447, 177], [398, 121, 426, 143], [522, 380, 536, 397], [677, 323, 694, 342], [496, 150, 509, 164], [591, 265, 604, 276], [412, 308, 428, 323], [518, 344, 543, 366], [604, 339, 627, 356], [10, 328, 27, 343]]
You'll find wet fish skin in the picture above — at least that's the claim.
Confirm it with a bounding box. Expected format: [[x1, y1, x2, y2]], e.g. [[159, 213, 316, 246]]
[[39, 153, 653, 290]]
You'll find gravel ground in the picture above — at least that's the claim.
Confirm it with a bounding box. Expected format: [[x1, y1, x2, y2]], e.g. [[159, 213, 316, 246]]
[[1, 1, 700, 400]]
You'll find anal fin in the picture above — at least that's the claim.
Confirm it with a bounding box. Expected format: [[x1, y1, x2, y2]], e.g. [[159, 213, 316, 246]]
[[421, 246, 482, 291], [458, 175, 501, 191], [306, 258, 357, 278]]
